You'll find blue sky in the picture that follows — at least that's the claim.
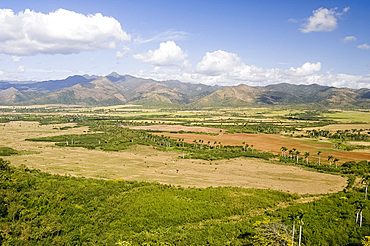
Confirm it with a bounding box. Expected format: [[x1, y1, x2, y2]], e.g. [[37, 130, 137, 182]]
[[0, 0, 369, 88]]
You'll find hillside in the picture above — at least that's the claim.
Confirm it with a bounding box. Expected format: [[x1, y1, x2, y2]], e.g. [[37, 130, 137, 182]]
[[0, 73, 369, 108]]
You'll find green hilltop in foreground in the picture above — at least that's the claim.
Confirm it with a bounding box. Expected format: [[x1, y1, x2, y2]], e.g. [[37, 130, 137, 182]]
[[0, 72, 369, 108]]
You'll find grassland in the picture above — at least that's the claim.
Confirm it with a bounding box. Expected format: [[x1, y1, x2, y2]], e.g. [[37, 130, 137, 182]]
[[0, 121, 346, 194]]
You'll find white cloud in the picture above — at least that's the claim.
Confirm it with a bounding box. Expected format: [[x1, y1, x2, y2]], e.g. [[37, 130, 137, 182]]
[[133, 41, 187, 66], [342, 36, 357, 43], [358, 44, 370, 50], [0, 8, 130, 56], [289, 62, 321, 76], [196, 50, 243, 75], [300, 7, 348, 33], [115, 46, 131, 58], [17, 65, 25, 72], [136, 30, 191, 44], [12, 56, 21, 62], [134, 49, 369, 89], [0, 70, 4, 76]]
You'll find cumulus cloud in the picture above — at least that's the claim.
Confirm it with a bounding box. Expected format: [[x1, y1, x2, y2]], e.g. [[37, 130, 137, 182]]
[[342, 36, 357, 43], [0, 8, 130, 56], [289, 62, 321, 76], [0, 70, 4, 76], [134, 49, 369, 89], [12, 56, 21, 62], [17, 65, 25, 72], [300, 7, 348, 33], [133, 41, 187, 66], [196, 50, 243, 76], [358, 44, 370, 50]]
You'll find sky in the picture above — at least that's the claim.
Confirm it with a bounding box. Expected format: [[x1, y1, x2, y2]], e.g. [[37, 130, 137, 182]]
[[0, 0, 369, 89]]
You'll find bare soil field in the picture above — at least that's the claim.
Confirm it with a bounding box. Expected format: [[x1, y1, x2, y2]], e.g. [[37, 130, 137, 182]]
[[151, 132, 370, 163], [0, 121, 346, 194]]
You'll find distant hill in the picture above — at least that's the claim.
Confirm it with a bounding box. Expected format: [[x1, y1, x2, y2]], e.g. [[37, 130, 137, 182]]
[[0, 73, 369, 108]]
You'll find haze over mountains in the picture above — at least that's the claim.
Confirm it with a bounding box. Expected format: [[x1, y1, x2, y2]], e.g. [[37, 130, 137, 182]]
[[0, 72, 369, 108]]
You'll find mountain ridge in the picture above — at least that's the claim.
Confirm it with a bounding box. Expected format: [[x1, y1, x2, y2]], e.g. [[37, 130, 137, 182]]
[[0, 73, 369, 108]]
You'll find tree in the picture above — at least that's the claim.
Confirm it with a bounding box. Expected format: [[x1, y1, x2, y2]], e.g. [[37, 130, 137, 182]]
[[333, 158, 339, 168], [327, 155, 334, 167], [281, 147, 288, 158], [297, 210, 304, 246], [304, 152, 309, 164], [354, 200, 366, 227], [296, 151, 300, 164], [288, 212, 298, 246], [362, 174, 370, 200], [243, 142, 246, 152], [317, 151, 322, 165]]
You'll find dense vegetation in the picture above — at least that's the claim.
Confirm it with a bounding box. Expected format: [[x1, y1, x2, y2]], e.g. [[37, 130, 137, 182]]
[[1, 158, 370, 245], [0, 158, 295, 245]]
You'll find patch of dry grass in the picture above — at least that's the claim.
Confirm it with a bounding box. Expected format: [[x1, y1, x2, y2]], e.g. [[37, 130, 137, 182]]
[[1, 121, 347, 194]]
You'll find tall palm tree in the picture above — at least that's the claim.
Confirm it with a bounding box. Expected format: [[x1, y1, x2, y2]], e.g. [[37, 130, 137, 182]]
[[296, 151, 300, 164], [281, 146, 288, 158], [317, 151, 322, 165], [334, 158, 339, 168], [362, 174, 370, 200], [354, 200, 366, 227], [297, 210, 304, 246], [304, 152, 310, 164], [288, 212, 298, 246], [289, 150, 293, 160], [327, 155, 334, 167], [242, 141, 246, 152]]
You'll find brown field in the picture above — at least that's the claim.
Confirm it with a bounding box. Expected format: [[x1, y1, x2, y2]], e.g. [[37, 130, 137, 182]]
[[0, 121, 347, 194], [132, 125, 370, 163]]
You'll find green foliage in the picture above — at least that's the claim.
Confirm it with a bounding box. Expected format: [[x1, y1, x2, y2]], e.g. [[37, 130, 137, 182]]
[[0, 159, 294, 245], [270, 192, 370, 245], [0, 147, 18, 156]]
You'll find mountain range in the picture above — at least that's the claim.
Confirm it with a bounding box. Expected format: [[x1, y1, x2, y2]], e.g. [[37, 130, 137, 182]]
[[0, 72, 369, 108]]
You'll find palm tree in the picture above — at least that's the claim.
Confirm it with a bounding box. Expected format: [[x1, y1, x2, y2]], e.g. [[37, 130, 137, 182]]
[[354, 200, 366, 227], [250, 145, 254, 153], [281, 146, 288, 158], [208, 141, 211, 150], [362, 174, 370, 200], [289, 150, 293, 160], [334, 158, 339, 168], [242, 141, 246, 152], [245, 144, 249, 152], [327, 155, 334, 167], [288, 212, 298, 246], [304, 152, 310, 164], [214, 141, 217, 149], [297, 210, 304, 246], [296, 151, 300, 164], [317, 151, 322, 165]]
